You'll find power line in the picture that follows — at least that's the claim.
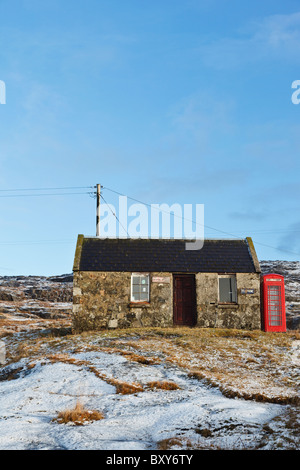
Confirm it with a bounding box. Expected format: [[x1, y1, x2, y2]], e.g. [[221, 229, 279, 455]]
[[0, 192, 91, 198], [0, 186, 94, 198], [0, 186, 93, 192], [100, 193, 130, 237], [0, 183, 298, 257], [100, 184, 300, 257], [0, 239, 75, 246], [100, 185, 259, 236], [103, 187, 300, 237]]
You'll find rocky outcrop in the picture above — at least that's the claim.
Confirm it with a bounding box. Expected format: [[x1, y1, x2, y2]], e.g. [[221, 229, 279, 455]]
[[260, 261, 300, 330], [0, 275, 73, 303], [23, 286, 72, 303], [0, 274, 73, 320], [0, 341, 5, 365]]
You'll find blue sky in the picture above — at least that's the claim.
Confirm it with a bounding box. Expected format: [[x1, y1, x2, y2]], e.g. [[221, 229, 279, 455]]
[[1, 0, 300, 275]]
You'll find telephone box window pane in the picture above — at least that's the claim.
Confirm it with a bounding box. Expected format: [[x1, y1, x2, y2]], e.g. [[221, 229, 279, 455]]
[[267, 285, 282, 326]]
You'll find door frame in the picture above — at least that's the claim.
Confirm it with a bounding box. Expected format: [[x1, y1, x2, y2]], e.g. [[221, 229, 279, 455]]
[[173, 273, 197, 326]]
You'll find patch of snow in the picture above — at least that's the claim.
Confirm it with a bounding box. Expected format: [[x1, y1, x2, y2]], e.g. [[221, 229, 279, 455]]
[[0, 350, 286, 450]]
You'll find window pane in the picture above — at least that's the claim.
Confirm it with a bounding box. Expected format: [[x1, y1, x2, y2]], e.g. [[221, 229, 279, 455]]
[[132, 286, 141, 295], [267, 285, 282, 326], [219, 276, 237, 303], [230, 277, 237, 302], [219, 278, 231, 302], [132, 276, 141, 285], [131, 274, 149, 301]]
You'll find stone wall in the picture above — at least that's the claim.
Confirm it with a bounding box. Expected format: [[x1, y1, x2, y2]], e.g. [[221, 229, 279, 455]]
[[72, 271, 173, 332], [195, 272, 261, 330], [72, 271, 261, 332]]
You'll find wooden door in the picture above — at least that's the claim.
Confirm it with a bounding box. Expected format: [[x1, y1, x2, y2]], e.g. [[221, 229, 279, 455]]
[[173, 274, 196, 326]]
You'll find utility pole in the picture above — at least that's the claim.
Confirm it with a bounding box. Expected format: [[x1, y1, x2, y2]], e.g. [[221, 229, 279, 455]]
[[96, 184, 101, 236]]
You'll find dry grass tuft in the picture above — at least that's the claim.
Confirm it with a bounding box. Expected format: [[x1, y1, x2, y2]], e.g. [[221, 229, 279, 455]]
[[52, 400, 104, 426], [120, 351, 160, 365], [114, 381, 144, 394], [157, 437, 194, 449], [146, 380, 181, 391]]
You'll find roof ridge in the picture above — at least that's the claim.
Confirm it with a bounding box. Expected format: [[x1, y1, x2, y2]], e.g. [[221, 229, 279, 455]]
[[74, 235, 258, 274], [81, 236, 246, 242]]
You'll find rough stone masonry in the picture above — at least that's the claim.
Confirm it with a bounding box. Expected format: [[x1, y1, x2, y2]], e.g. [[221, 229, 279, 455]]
[[72, 236, 262, 332]]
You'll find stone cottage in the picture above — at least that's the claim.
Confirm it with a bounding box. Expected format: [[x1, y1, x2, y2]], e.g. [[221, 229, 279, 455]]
[[72, 235, 262, 332]]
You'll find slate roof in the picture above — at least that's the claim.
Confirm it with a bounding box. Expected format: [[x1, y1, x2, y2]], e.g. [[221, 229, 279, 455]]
[[73, 236, 260, 273]]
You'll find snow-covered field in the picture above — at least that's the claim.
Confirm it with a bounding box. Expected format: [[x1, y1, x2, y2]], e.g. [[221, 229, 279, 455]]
[[0, 265, 299, 451], [0, 349, 284, 451], [0, 327, 299, 451], [0, 347, 288, 450]]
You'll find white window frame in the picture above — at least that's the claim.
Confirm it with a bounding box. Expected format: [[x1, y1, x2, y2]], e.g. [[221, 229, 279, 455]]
[[218, 275, 237, 303], [130, 273, 150, 303]]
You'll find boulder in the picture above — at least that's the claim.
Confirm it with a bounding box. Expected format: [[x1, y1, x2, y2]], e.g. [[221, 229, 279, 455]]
[[0, 341, 6, 365]]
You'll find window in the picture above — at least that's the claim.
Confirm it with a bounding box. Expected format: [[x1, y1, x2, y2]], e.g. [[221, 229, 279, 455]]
[[218, 275, 237, 303], [131, 273, 150, 302]]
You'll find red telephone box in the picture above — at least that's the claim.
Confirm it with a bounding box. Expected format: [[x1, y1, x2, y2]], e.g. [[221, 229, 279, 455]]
[[261, 274, 286, 332]]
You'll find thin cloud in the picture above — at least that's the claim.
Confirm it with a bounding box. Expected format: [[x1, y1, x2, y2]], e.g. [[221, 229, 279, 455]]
[[198, 11, 300, 69], [278, 221, 300, 253], [229, 210, 267, 221], [164, 91, 237, 159], [134, 168, 249, 202]]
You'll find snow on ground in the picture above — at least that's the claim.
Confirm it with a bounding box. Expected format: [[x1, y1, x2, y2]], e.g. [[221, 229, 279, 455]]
[[0, 344, 294, 450], [0, 267, 299, 451]]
